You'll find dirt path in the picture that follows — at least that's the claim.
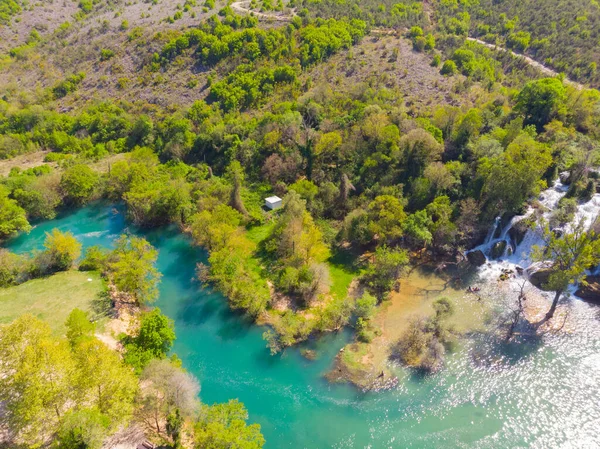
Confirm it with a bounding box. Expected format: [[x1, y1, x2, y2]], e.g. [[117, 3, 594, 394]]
[[230, 0, 294, 21], [466, 37, 584, 90]]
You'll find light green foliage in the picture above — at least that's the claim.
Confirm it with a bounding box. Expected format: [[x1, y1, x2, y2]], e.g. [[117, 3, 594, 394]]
[[367, 195, 407, 242], [43, 229, 82, 272], [60, 164, 99, 205], [65, 308, 96, 347], [108, 235, 161, 305], [0, 249, 24, 287], [440, 59, 457, 75], [479, 133, 552, 215], [533, 221, 600, 320], [404, 210, 433, 248], [72, 338, 138, 423], [194, 400, 265, 449], [122, 308, 176, 372], [55, 408, 111, 449], [0, 185, 31, 239], [0, 315, 137, 445]]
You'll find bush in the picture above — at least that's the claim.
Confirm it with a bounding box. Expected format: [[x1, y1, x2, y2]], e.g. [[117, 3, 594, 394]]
[[440, 60, 457, 76], [42, 229, 82, 272], [100, 49, 115, 61], [60, 164, 99, 205]]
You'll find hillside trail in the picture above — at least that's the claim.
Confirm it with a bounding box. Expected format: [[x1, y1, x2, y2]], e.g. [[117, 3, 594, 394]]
[[229, 1, 587, 91], [230, 0, 294, 21], [465, 37, 585, 90]]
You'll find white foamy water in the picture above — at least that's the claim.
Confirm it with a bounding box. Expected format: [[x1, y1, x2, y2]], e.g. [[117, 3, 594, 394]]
[[470, 179, 600, 286]]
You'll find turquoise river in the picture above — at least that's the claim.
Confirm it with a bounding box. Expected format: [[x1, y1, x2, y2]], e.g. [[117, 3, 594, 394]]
[[6, 203, 600, 449]]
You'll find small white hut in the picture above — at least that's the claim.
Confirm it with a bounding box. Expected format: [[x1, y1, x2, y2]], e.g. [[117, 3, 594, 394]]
[[265, 196, 282, 210]]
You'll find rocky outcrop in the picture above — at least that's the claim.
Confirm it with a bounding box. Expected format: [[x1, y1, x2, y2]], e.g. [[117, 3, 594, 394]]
[[490, 240, 507, 259], [467, 250, 486, 266], [559, 171, 571, 185], [591, 216, 600, 235], [508, 220, 529, 247], [526, 262, 554, 291], [575, 275, 600, 304]]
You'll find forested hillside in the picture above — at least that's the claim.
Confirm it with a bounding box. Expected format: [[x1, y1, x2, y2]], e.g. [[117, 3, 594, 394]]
[[445, 0, 600, 87]]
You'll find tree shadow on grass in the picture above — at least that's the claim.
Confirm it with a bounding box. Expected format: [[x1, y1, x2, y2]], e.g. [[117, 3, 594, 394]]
[[91, 288, 114, 320]]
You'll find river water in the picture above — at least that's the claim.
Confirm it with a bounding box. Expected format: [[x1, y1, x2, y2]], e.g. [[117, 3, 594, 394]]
[[6, 203, 600, 449]]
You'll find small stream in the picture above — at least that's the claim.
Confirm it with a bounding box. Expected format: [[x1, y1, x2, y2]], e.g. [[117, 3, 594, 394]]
[[5, 200, 600, 448]]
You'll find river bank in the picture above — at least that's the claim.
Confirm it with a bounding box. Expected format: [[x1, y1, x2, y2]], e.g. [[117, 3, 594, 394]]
[[3, 201, 600, 448]]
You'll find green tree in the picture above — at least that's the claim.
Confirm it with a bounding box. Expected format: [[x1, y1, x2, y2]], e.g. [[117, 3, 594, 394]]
[[55, 408, 111, 449], [60, 164, 99, 205], [43, 229, 82, 272], [440, 60, 457, 76], [533, 221, 600, 322], [362, 246, 409, 300], [108, 235, 161, 305], [0, 185, 31, 239], [516, 78, 567, 131], [65, 308, 96, 347], [122, 308, 176, 372], [0, 316, 75, 445], [72, 338, 138, 423], [194, 400, 265, 449], [367, 195, 407, 242]]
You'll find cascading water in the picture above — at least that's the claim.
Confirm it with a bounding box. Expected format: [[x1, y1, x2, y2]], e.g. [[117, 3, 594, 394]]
[[469, 178, 600, 298]]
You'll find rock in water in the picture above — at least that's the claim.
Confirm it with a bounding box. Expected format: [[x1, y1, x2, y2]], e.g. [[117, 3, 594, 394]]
[[467, 250, 486, 266], [575, 275, 600, 304], [490, 240, 507, 259], [508, 221, 529, 247], [526, 262, 554, 291]]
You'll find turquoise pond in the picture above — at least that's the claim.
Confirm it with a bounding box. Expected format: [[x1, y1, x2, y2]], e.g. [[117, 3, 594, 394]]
[[6, 203, 600, 448]]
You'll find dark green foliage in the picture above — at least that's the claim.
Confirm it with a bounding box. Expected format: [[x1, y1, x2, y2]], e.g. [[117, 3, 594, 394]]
[[361, 246, 409, 300], [516, 78, 567, 131], [52, 72, 86, 99]]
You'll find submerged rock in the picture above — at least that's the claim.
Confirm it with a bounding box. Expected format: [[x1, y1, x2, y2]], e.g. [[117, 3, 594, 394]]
[[526, 262, 554, 291], [467, 250, 486, 266], [575, 275, 600, 304], [490, 240, 507, 259]]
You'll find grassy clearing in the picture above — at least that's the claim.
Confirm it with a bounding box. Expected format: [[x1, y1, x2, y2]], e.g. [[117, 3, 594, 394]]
[[328, 249, 362, 300], [0, 270, 108, 335]]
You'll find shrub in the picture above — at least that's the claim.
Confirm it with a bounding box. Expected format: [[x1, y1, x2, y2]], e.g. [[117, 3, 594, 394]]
[[100, 49, 115, 61], [440, 60, 457, 76]]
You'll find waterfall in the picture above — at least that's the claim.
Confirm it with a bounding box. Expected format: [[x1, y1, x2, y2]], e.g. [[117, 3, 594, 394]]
[[469, 179, 600, 287]]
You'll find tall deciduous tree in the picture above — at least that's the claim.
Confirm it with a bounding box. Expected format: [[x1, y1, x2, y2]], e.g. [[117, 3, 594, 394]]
[[194, 400, 265, 449], [0, 316, 75, 445], [533, 221, 600, 322], [43, 229, 82, 272], [108, 235, 161, 305], [0, 185, 31, 239], [136, 359, 200, 437], [516, 78, 567, 132]]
